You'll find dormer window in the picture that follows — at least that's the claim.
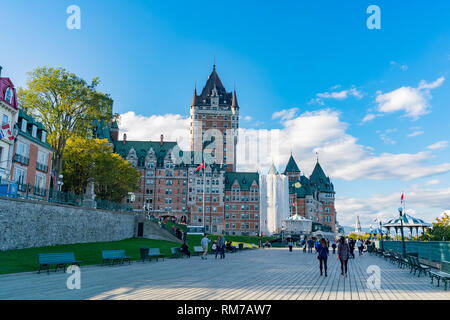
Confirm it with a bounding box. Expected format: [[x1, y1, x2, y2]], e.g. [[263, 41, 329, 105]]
[[5, 88, 12, 104], [21, 120, 27, 132], [32, 125, 37, 138], [41, 131, 47, 143]]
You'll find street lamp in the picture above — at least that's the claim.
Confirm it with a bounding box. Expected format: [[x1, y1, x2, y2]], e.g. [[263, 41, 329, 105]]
[[398, 207, 407, 258], [379, 220, 384, 251]]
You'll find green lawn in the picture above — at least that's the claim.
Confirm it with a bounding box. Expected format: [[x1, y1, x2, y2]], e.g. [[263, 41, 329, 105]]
[[0, 238, 180, 275], [0, 234, 274, 275]]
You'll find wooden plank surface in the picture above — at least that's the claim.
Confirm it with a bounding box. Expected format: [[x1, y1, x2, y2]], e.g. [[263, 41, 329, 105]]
[[0, 248, 449, 300]]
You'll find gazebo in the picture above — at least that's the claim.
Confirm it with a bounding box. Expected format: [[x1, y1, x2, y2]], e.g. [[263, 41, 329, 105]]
[[382, 213, 432, 238]]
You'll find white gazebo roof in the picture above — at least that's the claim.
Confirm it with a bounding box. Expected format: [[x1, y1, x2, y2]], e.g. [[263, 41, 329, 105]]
[[382, 213, 432, 228], [285, 214, 312, 222]]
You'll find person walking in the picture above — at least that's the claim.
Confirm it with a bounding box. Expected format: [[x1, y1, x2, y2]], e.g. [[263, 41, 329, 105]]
[[201, 234, 210, 260], [348, 238, 355, 259], [308, 239, 314, 253], [337, 236, 350, 277], [215, 236, 221, 259], [287, 238, 293, 252], [317, 238, 329, 277], [331, 240, 337, 254], [219, 235, 226, 259], [356, 238, 364, 256]]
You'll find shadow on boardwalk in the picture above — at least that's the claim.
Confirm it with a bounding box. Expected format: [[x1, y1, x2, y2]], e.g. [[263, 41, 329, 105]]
[[1, 248, 448, 300]]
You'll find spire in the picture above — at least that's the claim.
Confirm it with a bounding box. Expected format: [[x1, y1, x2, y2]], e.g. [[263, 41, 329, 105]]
[[231, 88, 239, 108], [283, 154, 301, 174], [355, 215, 361, 233], [191, 85, 198, 106], [268, 163, 278, 175]]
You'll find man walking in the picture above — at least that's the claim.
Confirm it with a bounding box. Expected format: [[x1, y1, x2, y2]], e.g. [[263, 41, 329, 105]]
[[219, 235, 226, 259], [201, 234, 210, 260]]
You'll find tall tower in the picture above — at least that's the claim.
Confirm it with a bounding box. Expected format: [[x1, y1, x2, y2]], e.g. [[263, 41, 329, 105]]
[[355, 215, 361, 233], [190, 65, 239, 172]]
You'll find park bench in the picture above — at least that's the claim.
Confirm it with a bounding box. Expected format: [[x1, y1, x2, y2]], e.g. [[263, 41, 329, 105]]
[[410, 255, 430, 277], [382, 250, 393, 262], [148, 248, 165, 261], [170, 247, 184, 259], [193, 246, 205, 256], [430, 261, 450, 290], [101, 250, 131, 266], [392, 252, 407, 268], [38, 252, 82, 274]]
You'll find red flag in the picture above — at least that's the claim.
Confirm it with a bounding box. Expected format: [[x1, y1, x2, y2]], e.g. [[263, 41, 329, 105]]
[[1, 124, 14, 141], [195, 162, 205, 171], [401, 193, 404, 203]]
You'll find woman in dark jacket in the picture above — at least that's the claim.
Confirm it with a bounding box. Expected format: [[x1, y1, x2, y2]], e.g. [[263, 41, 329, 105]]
[[317, 238, 329, 277], [337, 236, 350, 277]]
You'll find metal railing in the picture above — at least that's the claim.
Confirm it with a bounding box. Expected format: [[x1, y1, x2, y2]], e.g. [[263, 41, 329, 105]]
[[13, 154, 29, 166], [0, 180, 132, 212], [36, 162, 48, 173]]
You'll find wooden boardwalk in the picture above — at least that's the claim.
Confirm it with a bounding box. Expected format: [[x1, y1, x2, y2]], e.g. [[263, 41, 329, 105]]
[[0, 248, 449, 300]]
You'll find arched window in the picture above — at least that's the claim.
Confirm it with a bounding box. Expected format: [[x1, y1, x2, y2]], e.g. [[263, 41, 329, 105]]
[[5, 87, 13, 104]]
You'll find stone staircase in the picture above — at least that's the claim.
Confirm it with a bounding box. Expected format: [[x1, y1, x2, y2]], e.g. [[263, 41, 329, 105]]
[[134, 215, 183, 244]]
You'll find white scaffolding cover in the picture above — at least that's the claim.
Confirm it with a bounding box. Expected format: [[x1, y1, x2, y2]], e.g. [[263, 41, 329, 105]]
[[259, 173, 290, 236]]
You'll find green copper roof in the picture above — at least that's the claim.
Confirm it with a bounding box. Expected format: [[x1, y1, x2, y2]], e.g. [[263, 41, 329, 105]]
[[289, 175, 313, 198], [15, 109, 53, 151], [309, 161, 335, 193], [113, 140, 184, 167], [224, 172, 259, 191], [111, 121, 119, 129], [283, 154, 300, 174]]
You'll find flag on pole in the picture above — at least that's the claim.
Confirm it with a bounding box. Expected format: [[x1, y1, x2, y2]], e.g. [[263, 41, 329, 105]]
[[401, 193, 404, 204], [1, 124, 14, 141], [195, 162, 205, 171]]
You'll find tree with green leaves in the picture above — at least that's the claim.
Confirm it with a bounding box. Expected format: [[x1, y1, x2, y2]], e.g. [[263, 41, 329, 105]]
[[18, 67, 115, 181], [62, 137, 140, 202], [423, 213, 450, 241]]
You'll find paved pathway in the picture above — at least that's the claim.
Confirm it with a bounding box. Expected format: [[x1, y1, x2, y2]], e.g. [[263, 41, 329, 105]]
[[1, 248, 449, 300]]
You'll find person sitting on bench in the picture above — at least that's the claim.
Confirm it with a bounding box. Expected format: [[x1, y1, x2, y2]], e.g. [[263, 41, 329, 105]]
[[180, 241, 190, 258]]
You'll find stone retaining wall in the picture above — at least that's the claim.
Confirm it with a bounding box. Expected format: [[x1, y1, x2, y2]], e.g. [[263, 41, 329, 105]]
[[0, 197, 135, 251]]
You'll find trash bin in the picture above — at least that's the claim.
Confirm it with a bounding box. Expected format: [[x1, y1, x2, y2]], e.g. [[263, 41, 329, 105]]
[[140, 247, 149, 262], [238, 243, 244, 250]]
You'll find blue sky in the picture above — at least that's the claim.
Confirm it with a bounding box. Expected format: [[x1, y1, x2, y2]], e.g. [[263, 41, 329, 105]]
[[1, 0, 449, 226]]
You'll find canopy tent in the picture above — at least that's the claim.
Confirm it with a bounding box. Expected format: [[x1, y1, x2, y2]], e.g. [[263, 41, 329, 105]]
[[382, 213, 432, 238]]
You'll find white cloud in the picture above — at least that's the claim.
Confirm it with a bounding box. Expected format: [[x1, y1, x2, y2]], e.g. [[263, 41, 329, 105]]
[[375, 76, 445, 119], [243, 116, 252, 122], [361, 113, 376, 123], [118, 109, 450, 182], [335, 185, 450, 227], [390, 61, 408, 71], [314, 87, 363, 105], [425, 179, 440, 186], [118, 111, 190, 150], [407, 131, 424, 137], [317, 88, 363, 100], [271, 108, 298, 121], [427, 141, 448, 150]]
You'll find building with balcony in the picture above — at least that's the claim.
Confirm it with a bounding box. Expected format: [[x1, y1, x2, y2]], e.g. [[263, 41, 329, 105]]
[[0, 67, 19, 183], [10, 108, 53, 198]]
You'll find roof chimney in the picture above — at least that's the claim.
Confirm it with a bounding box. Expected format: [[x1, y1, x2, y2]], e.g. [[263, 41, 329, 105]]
[[123, 133, 127, 144], [160, 134, 164, 146]]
